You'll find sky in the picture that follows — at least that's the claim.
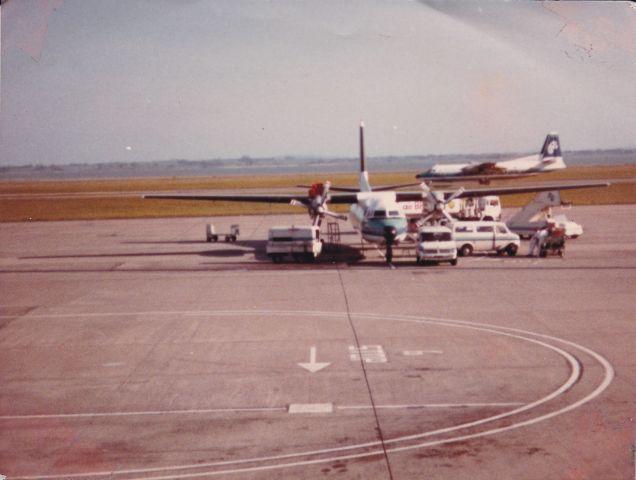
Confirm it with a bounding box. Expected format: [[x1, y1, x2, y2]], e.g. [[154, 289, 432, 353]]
[[2, 0, 636, 166]]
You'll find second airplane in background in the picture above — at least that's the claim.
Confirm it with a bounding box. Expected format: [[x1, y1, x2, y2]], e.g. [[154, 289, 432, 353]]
[[416, 133, 565, 184]]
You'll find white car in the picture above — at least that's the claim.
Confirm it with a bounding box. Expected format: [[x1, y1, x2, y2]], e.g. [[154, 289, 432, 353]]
[[416, 225, 458, 266], [553, 214, 583, 238]]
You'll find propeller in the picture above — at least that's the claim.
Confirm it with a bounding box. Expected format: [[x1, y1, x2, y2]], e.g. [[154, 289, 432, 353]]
[[419, 183, 465, 225], [290, 181, 348, 226]]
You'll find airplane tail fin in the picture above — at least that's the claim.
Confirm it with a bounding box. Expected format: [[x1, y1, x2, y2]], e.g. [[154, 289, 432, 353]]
[[358, 121, 371, 192], [540, 132, 562, 161]]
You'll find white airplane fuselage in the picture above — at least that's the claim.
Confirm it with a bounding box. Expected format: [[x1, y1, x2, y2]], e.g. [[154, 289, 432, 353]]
[[496, 153, 566, 173], [349, 191, 409, 245], [428, 153, 566, 176], [422, 132, 566, 179]]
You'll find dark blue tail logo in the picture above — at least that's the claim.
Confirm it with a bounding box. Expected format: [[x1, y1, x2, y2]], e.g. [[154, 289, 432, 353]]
[[542, 134, 561, 157]]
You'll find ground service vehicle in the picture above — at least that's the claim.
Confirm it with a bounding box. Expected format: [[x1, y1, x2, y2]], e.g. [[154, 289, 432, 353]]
[[399, 196, 502, 222], [266, 226, 323, 263], [206, 224, 239, 242], [445, 196, 502, 221], [552, 214, 583, 238], [416, 225, 458, 266], [453, 221, 520, 256]]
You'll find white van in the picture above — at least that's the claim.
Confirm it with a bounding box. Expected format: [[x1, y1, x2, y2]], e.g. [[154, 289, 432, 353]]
[[452, 221, 520, 257], [416, 225, 458, 266], [266, 226, 323, 263]]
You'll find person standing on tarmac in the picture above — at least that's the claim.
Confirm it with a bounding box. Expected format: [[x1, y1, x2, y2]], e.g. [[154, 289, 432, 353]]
[[528, 223, 551, 257]]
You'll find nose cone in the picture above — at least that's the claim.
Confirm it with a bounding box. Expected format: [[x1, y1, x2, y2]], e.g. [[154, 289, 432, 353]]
[[362, 217, 408, 242]]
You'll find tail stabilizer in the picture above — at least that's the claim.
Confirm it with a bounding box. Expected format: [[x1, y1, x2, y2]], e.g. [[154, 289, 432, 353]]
[[358, 121, 371, 192], [540, 132, 562, 161]]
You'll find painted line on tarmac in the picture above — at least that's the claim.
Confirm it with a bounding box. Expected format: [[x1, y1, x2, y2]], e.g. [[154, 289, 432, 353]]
[[338, 402, 525, 411], [112, 317, 609, 480], [288, 403, 333, 414], [402, 349, 443, 355], [8, 310, 614, 480], [0, 402, 524, 420], [0, 406, 287, 420], [0, 309, 350, 320]]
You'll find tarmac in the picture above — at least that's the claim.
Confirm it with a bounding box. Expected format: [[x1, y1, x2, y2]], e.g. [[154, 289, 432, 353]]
[[0, 205, 634, 479]]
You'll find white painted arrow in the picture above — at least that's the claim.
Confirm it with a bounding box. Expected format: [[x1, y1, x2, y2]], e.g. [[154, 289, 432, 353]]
[[297, 346, 330, 373]]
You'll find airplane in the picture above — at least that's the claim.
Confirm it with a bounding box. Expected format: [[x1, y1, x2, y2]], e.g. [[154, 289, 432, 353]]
[[416, 132, 566, 184], [145, 124, 608, 263]]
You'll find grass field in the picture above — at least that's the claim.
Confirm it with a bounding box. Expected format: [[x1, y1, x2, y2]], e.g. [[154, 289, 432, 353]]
[[0, 165, 634, 222]]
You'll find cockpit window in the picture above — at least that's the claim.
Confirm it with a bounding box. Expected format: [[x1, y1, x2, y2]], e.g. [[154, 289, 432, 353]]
[[372, 210, 387, 218], [389, 210, 400, 217]]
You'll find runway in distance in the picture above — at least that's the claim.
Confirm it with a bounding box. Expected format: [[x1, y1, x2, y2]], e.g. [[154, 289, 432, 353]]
[[416, 132, 566, 184], [145, 123, 608, 263]]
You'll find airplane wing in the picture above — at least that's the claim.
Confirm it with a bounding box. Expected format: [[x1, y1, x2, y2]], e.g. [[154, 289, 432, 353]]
[[147, 180, 609, 205], [458, 180, 610, 198], [461, 162, 504, 175], [393, 180, 610, 202], [143, 193, 359, 205]]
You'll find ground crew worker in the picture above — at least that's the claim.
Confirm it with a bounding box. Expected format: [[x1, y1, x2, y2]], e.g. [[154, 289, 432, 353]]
[[528, 224, 550, 257]]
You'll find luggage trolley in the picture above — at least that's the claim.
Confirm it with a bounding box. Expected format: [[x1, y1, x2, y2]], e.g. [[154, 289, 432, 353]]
[[206, 224, 239, 243], [540, 227, 566, 257]]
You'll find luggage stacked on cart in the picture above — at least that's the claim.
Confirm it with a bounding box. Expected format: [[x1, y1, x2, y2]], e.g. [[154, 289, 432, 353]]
[[540, 227, 566, 257]]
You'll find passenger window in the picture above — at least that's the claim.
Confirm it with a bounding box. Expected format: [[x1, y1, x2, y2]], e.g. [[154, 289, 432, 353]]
[[477, 226, 494, 233]]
